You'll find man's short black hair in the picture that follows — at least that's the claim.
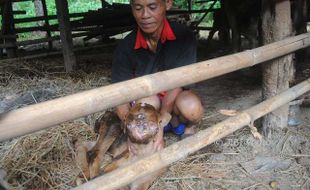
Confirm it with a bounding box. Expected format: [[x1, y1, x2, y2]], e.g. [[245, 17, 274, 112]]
[[130, 0, 166, 5]]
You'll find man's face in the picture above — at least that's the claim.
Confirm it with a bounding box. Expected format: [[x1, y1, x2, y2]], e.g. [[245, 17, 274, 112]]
[[131, 0, 172, 35]]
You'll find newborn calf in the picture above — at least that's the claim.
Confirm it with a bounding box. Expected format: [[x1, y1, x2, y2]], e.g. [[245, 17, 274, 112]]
[[104, 103, 171, 190]]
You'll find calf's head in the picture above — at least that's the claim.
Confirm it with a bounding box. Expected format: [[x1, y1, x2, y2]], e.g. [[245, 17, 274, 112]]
[[125, 103, 171, 144]]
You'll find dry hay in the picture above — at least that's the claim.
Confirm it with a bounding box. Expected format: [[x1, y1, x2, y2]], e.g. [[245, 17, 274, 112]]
[[149, 124, 310, 190], [0, 53, 111, 114], [0, 122, 96, 189], [0, 53, 112, 189]]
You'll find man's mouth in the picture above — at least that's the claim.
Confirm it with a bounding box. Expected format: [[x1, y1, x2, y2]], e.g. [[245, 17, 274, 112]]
[[140, 22, 154, 29]]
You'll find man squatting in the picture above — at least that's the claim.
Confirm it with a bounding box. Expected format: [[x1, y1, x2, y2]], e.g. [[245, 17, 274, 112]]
[[111, 0, 204, 143]]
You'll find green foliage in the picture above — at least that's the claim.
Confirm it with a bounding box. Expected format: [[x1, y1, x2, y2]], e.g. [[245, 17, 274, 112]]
[[106, 0, 130, 4], [13, 2, 36, 40], [173, 0, 221, 27], [191, 1, 221, 27], [68, 0, 102, 13], [173, 0, 188, 9]]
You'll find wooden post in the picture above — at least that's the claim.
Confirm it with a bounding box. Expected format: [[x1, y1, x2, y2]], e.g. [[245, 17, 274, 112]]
[[187, 0, 192, 12], [55, 0, 76, 72], [41, 0, 53, 50], [2, 0, 17, 58], [292, 0, 309, 71], [0, 4, 4, 58], [292, 0, 308, 35], [261, 0, 293, 137], [0, 33, 309, 142]]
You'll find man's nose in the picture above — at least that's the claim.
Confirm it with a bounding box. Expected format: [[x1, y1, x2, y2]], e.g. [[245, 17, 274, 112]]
[[142, 8, 150, 18]]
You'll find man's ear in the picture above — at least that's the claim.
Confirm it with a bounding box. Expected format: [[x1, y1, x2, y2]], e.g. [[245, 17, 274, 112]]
[[165, 0, 173, 10]]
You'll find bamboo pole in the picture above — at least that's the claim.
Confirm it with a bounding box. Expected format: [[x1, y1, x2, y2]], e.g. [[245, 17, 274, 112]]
[[72, 78, 310, 190], [0, 33, 310, 142]]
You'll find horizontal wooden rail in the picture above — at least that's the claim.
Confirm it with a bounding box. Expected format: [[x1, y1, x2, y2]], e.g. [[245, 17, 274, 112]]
[[72, 78, 310, 190], [0, 10, 26, 15], [0, 34, 17, 39], [12, 0, 33, 2], [14, 12, 86, 24], [0, 32, 92, 48], [14, 25, 57, 33], [0, 42, 116, 63], [0, 33, 310, 142]]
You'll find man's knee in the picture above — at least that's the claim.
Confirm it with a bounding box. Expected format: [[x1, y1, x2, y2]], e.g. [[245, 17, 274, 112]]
[[174, 90, 203, 123], [136, 95, 161, 110]]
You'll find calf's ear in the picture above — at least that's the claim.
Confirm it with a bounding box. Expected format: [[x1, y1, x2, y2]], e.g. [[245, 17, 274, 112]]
[[159, 111, 172, 127]]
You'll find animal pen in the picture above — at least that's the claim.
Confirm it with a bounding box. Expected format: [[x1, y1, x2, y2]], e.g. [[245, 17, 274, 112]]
[[0, 0, 310, 190], [0, 32, 310, 189]]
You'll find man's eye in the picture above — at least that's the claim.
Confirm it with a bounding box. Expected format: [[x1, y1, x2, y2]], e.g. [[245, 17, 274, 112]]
[[149, 5, 157, 10], [134, 5, 142, 11]]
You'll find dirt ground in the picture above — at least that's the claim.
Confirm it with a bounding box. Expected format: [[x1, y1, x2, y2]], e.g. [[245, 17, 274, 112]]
[[0, 36, 309, 190]]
